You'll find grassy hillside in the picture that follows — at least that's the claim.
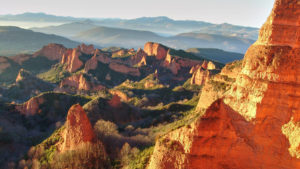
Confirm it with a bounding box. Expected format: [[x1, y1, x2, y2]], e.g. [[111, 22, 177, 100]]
[[74, 26, 163, 49], [186, 48, 244, 63], [0, 26, 79, 56], [31, 20, 98, 37]]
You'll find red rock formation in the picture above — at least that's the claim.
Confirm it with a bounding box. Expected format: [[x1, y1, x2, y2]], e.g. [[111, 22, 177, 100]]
[[110, 90, 130, 102], [33, 43, 67, 60], [62, 104, 96, 151], [130, 48, 148, 66], [144, 42, 169, 60], [108, 95, 122, 108], [149, 1, 300, 168], [56, 73, 105, 92], [97, 52, 112, 64], [196, 62, 240, 112], [109, 62, 141, 76], [84, 49, 99, 72], [78, 44, 95, 55], [15, 96, 44, 116], [256, 0, 300, 47], [190, 66, 211, 85], [61, 49, 83, 73]]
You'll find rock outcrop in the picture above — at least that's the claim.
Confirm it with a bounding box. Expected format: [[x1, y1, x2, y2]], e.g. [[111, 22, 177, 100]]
[[55, 73, 105, 93], [6, 69, 54, 100], [195, 62, 240, 111], [61, 48, 84, 73], [15, 69, 36, 82], [33, 43, 67, 61], [149, 0, 300, 168], [144, 42, 169, 60], [78, 44, 95, 55], [190, 66, 211, 85], [109, 62, 141, 76], [84, 50, 99, 72], [62, 104, 96, 151], [15, 96, 44, 116], [130, 48, 148, 66], [61, 44, 96, 73]]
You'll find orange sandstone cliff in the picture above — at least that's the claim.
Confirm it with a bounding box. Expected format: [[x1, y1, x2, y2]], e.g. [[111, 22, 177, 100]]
[[62, 104, 96, 151], [149, 0, 300, 169]]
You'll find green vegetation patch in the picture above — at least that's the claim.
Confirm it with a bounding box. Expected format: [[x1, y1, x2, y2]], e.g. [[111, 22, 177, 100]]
[[22, 56, 57, 74], [128, 146, 154, 169], [168, 48, 205, 61], [38, 64, 70, 83]]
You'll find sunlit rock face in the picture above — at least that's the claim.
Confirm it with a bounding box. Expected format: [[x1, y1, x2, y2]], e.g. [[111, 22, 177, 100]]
[[15, 96, 45, 116], [149, 0, 300, 168], [224, 0, 300, 120], [33, 43, 67, 61], [62, 104, 96, 151], [61, 48, 84, 73], [190, 66, 211, 85], [144, 42, 169, 60], [61, 44, 96, 73], [130, 48, 148, 66]]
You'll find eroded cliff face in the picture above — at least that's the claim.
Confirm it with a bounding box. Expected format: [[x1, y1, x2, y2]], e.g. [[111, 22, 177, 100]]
[[149, 0, 300, 168], [61, 48, 84, 73]]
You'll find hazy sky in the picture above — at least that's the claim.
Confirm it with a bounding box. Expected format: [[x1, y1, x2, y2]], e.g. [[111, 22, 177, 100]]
[[0, 0, 275, 27]]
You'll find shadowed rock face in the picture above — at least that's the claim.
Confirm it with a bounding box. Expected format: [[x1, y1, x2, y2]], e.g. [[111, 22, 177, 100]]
[[62, 104, 96, 151], [149, 0, 300, 168]]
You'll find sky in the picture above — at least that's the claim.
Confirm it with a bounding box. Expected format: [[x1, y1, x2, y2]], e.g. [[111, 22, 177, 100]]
[[0, 0, 275, 27]]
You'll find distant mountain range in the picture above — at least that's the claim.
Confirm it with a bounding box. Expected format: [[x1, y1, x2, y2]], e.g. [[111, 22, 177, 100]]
[[1, 12, 259, 38], [0, 12, 79, 22], [0, 26, 79, 56], [31, 21, 254, 53], [0, 13, 258, 54]]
